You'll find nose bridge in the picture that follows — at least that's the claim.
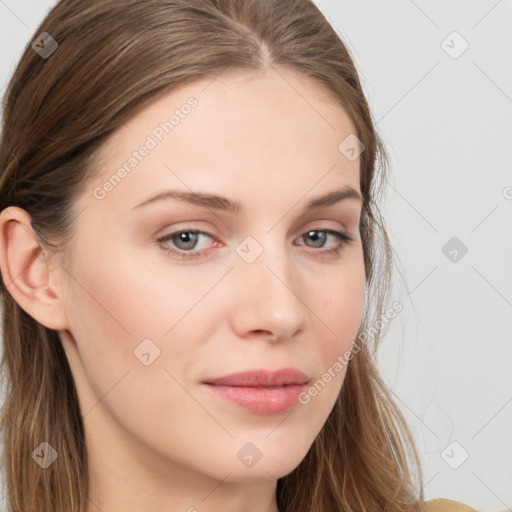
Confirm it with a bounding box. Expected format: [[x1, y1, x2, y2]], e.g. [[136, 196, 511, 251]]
[[230, 232, 309, 339]]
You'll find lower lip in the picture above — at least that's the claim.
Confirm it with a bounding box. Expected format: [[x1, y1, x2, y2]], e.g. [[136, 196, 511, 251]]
[[201, 383, 307, 415]]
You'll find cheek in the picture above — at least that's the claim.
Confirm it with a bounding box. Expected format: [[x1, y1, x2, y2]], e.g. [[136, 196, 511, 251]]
[[315, 257, 366, 360], [62, 242, 218, 407], [285, 254, 365, 417], [66, 238, 204, 337], [62, 246, 212, 450]]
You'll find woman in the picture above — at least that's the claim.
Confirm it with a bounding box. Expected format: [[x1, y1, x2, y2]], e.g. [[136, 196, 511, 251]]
[[0, 1, 476, 511]]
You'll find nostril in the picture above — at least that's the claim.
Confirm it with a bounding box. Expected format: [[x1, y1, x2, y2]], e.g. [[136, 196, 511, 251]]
[[253, 329, 274, 336]]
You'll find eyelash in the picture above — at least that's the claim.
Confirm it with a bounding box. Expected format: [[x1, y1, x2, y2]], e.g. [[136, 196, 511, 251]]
[[156, 227, 354, 260]]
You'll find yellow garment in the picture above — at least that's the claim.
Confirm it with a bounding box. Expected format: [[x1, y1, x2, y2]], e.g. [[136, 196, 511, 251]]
[[425, 498, 478, 512]]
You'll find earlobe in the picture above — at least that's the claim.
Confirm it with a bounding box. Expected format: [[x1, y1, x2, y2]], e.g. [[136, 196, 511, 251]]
[[0, 206, 69, 330]]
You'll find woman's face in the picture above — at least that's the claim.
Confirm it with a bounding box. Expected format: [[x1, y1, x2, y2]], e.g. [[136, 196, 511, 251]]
[[56, 66, 365, 494]]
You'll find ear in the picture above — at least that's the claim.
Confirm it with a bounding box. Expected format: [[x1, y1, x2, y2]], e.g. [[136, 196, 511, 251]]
[[0, 206, 69, 330]]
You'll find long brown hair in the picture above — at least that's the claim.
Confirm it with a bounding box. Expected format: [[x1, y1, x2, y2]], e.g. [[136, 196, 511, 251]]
[[0, 1, 424, 510]]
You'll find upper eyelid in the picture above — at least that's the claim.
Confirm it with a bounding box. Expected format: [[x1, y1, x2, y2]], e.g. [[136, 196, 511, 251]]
[[158, 216, 353, 236], [160, 224, 349, 236]]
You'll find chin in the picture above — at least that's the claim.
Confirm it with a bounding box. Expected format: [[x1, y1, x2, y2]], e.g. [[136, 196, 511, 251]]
[[225, 460, 302, 483], [230, 443, 310, 482]]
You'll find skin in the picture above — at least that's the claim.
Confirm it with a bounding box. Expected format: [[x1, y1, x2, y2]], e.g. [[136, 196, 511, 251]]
[[0, 65, 365, 512]]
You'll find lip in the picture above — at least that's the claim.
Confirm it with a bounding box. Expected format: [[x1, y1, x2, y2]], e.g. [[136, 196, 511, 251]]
[[201, 368, 309, 415], [203, 368, 310, 387]]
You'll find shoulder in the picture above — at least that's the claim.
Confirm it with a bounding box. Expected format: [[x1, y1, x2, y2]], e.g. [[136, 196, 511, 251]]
[[425, 498, 478, 512]]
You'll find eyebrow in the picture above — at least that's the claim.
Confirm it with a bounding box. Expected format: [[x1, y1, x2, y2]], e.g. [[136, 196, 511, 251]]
[[132, 186, 363, 213]]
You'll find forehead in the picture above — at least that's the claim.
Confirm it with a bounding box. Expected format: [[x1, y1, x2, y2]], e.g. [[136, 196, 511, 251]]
[[81, 66, 360, 215]]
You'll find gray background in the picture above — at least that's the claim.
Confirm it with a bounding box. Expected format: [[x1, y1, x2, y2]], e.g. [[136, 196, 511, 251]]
[[0, 1, 511, 511]]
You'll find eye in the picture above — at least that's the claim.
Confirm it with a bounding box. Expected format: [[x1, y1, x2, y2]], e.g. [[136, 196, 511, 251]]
[[157, 229, 216, 259], [296, 229, 354, 257], [156, 227, 354, 260]]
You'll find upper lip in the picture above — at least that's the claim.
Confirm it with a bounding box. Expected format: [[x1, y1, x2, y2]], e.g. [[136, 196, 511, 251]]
[[203, 368, 309, 387]]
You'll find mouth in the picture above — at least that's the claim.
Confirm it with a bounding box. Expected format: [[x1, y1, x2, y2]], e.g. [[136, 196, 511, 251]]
[[202, 367, 309, 387], [201, 368, 309, 415]]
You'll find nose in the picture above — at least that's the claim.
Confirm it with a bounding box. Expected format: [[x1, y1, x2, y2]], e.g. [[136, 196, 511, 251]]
[[228, 238, 310, 343]]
